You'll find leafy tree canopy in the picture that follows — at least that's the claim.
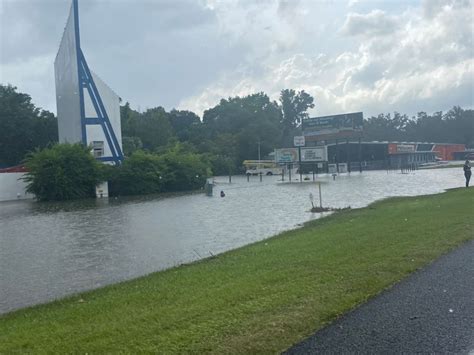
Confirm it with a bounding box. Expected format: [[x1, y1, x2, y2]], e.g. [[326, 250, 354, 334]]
[[363, 107, 474, 147], [279, 89, 315, 129], [3, 82, 473, 180], [169, 109, 201, 142], [202, 93, 283, 166], [0, 84, 57, 167]]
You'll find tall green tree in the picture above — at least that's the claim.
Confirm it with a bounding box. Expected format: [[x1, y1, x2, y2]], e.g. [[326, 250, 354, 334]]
[[279, 89, 315, 145], [169, 109, 201, 141], [202, 93, 282, 167], [120, 102, 140, 137], [279, 89, 315, 127], [136, 107, 174, 151], [0, 84, 57, 166]]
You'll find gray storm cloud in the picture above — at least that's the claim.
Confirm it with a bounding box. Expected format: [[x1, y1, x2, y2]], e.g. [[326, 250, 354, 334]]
[[1, 0, 472, 118]]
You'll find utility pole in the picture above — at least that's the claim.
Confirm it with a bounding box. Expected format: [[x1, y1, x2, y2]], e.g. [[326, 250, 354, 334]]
[[293, 135, 305, 183], [298, 145, 302, 182], [258, 141, 261, 164]]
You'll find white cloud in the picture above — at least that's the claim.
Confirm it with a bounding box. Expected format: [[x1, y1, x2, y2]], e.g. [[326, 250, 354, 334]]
[[347, 0, 360, 8], [341, 10, 399, 37], [179, 0, 473, 118], [1, 0, 472, 119], [422, 0, 472, 18]]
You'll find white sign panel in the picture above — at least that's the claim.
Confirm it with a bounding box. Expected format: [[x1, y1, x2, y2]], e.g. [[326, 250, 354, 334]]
[[275, 148, 299, 163], [396, 144, 416, 153], [294, 136, 305, 147], [302, 112, 363, 138], [301, 147, 328, 162], [54, 3, 82, 144]]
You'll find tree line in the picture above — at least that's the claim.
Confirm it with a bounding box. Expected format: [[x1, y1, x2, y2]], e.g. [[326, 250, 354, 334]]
[[1, 83, 473, 174], [362, 109, 473, 145], [119, 89, 314, 174]]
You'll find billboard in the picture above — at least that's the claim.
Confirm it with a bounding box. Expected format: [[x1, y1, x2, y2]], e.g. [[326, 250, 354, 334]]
[[275, 148, 299, 163], [301, 147, 327, 162], [302, 112, 363, 140], [85, 72, 123, 159], [54, 0, 123, 164], [54, 3, 82, 145], [275, 147, 327, 163]]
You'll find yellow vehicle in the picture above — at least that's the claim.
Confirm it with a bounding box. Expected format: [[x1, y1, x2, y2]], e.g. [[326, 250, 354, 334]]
[[242, 160, 282, 176]]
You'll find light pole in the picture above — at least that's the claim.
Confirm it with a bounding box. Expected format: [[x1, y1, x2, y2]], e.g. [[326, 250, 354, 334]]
[[258, 141, 261, 164]]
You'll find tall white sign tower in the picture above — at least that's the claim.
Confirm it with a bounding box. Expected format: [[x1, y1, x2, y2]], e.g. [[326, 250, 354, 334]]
[[55, 0, 123, 164]]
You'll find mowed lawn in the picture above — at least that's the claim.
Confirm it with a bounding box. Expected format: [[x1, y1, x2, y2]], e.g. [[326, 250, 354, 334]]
[[1, 188, 473, 353]]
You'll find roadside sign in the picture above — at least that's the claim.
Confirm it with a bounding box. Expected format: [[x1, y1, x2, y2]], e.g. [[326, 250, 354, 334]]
[[302, 112, 363, 139], [275, 148, 299, 163], [293, 136, 305, 147], [301, 147, 327, 162]]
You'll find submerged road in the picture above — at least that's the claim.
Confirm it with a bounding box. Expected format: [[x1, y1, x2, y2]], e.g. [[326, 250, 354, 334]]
[[285, 240, 474, 354]]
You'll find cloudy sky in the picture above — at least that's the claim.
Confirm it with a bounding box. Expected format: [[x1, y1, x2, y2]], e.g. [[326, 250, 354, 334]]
[[1, 0, 473, 118]]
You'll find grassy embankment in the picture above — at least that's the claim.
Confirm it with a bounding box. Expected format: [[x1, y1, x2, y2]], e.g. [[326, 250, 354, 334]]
[[1, 188, 473, 353]]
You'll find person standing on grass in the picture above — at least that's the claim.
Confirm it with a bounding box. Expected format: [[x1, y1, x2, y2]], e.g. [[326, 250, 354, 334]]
[[463, 160, 471, 187]]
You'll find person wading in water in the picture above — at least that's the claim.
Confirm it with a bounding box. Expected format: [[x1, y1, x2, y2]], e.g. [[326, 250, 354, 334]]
[[463, 160, 471, 187]]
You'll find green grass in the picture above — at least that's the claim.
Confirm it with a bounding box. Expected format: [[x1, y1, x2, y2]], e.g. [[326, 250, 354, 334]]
[[1, 188, 473, 353]]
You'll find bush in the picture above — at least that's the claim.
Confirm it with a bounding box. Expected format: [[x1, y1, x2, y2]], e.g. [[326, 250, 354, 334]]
[[109, 151, 165, 195], [23, 143, 101, 201], [206, 154, 237, 176], [105, 147, 211, 196], [24, 143, 212, 200], [158, 147, 210, 192]]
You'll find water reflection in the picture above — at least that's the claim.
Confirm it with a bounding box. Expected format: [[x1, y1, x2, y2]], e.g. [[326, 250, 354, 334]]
[[0, 168, 465, 314]]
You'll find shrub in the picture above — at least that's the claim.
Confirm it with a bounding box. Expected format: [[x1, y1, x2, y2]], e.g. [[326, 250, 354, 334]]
[[110, 151, 165, 195], [23, 144, 212, 200], [206, 154, 236, 176], [23, 143, 101, 201], [157, 148, 210, 192]]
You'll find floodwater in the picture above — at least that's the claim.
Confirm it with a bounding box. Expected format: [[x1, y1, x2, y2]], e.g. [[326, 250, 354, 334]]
[[0, 168, 465, 314]]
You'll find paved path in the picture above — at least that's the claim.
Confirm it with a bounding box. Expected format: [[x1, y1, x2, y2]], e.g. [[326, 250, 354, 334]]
[[285, 240, 474, 354]]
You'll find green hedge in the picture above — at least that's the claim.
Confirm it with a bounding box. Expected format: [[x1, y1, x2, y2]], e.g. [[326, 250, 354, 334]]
[[23, 143, 101, 201], [24, 144, 212, 201], [105, 149, 210, 196]]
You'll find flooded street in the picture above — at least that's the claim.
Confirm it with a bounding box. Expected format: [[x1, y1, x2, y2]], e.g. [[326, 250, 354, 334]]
[[0, 168, 464, 314]]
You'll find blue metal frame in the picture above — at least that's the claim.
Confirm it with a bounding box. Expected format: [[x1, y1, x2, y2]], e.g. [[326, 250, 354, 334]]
[[73, 0, 87, 146], [72, 0, 123, 165]]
